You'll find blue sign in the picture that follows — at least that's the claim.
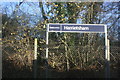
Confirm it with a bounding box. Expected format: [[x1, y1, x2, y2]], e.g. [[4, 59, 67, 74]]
[[48, 24, 105, 33]]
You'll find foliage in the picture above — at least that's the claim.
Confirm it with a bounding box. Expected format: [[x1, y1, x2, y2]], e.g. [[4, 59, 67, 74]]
[[1, 2, 119, 71]]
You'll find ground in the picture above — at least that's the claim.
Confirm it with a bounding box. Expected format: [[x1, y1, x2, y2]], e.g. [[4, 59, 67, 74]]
[[2, 60, 120, 79]]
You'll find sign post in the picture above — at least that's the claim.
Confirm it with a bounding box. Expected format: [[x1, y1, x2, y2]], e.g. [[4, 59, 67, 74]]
[[46, 23, 110, 78], [104, 25, 110, 78], [46, 24, 49, 60], [45, 24, 49, 78]]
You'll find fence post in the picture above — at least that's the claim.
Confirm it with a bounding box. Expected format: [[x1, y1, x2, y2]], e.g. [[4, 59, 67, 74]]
[[33, 38, 37, 78], [107, 39, 110, 61], [107, 39, 110, 78]]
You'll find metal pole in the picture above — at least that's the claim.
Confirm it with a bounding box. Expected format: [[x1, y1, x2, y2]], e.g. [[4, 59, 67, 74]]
[[46, 24, 49, 78], [105, 25, 110, 79], [105, 25, 108, 62], [46, 26, 49, 59], [33, 38, 37, 78]]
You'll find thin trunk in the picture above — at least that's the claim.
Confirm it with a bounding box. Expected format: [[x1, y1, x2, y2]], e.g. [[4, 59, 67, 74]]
[[64, 34, 70, 71]]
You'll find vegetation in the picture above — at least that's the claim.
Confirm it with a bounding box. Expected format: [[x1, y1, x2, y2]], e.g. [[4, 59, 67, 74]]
[[1, 1, 120, 78]]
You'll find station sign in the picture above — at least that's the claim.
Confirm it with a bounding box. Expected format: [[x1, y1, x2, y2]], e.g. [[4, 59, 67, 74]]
[[48, 24, 105, 33]]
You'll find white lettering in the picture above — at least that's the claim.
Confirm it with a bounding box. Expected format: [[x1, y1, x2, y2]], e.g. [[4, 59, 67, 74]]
[[64, 26, 89, 30]]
